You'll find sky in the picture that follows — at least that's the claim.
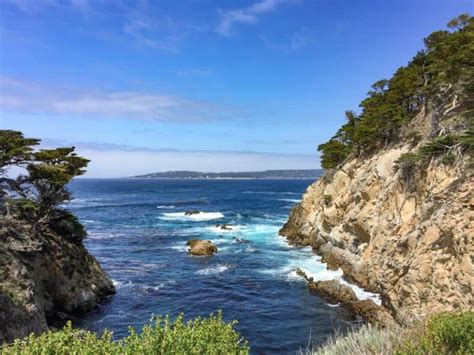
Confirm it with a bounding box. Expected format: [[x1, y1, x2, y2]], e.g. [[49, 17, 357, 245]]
[[0, 0, 472, 177]]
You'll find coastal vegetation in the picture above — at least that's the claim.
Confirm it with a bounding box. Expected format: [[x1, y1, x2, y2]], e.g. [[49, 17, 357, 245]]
[[318, 14, 473, 170], [1, 130, 89, 240], [1, 312, 249, 354], [310, 311, 474, 355]]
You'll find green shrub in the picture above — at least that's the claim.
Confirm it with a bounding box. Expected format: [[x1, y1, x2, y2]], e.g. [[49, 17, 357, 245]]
[[418, 134, 459, 160], [394, 152, 420, 182], [1, 312, 249, 355], [49, 209, 87, 242], [397, 311, 474, 355]]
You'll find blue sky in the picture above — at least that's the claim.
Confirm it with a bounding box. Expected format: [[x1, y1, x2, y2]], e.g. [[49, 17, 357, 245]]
[[0, 0, 472, 177]]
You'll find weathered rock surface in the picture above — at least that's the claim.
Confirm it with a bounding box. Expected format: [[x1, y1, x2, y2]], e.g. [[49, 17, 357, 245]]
[[187, 239, 218, 256], [281, 110, 473, 324], [0, 217, 115, 344]]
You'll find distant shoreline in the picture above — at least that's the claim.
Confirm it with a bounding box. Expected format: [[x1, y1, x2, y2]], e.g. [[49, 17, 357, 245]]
[[125, 169, 323, 180]]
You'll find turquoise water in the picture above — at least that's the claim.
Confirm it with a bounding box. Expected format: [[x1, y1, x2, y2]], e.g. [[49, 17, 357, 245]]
[[67, 179, 362, 353]]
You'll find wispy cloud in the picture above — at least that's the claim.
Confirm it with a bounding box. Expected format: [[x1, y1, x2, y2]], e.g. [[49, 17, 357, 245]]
[[3, 0, 206, 53], [259, 27, 313, 51], [0, 76, 244, 122], [217, 0, 293, 36]]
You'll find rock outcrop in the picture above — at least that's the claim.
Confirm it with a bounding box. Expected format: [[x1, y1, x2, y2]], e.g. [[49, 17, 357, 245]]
[[187, 239, 218, 256], [296, 268, 394, 326], [0, 216, 115, 344], [281, 110, 473, 324]]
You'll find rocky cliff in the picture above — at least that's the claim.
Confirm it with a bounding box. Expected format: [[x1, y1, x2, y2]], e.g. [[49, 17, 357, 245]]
[[0, 215, 115, 344], [280, 108, 473, 323]]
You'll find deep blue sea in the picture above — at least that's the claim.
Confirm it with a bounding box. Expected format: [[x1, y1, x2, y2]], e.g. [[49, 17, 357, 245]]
[[67, 179, 363, 354]]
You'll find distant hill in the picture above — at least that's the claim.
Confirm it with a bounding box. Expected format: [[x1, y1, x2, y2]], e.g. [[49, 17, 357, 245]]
[[129, 169, 322, 179]]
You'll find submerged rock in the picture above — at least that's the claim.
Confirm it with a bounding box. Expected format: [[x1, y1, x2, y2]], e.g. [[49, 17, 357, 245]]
[[233, 237, 249, 243], [187, 239, 218, 256], [184, 210, 201, 216], [216, 224, 233, 230]]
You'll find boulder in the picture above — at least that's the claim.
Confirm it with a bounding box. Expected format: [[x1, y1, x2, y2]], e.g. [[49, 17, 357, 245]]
[[308, 279, 358, 303], [187, 239, 218, 256]]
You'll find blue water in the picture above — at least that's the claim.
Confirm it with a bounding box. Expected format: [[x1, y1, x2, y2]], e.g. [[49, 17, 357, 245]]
[[67, 179, 358, 354]]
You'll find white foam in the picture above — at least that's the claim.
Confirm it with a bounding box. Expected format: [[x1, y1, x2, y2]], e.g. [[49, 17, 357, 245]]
[[160, 212, 224, 221], [205, 225, 243, 233], [156, 205, 175, 209], [169, 244, 188, 252], [112, 279, 166, 291], [278, 198, 301, 203], [88, 231, 118, 240], [196, 264, 229, 275], [112, 279, 133, 288]]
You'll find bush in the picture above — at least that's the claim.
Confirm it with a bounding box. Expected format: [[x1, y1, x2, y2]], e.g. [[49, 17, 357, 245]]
[[398, 311, 474, 355], [308, 311, 473, 355], [1, 312, 249, 355], [49, 209, 87, 242], [394, 152, 420, 182], [418, 134, 459, 160]]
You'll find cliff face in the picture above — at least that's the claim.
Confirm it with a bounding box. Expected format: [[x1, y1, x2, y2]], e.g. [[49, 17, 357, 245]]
[[0, 217, 115, 344], [281, 110, 473, 323]]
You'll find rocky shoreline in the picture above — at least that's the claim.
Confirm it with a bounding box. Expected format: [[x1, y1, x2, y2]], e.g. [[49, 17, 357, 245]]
[[279, 111, 473, 325]]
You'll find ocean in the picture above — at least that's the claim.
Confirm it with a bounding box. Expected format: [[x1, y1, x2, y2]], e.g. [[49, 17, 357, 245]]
[[67, 178, 370, 353]]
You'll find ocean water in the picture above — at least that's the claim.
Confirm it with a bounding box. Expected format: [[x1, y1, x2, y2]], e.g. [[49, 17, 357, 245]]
[[67, 179, 366, 354]]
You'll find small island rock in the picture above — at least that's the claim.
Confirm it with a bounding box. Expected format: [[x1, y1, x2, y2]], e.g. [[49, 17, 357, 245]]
[[187, 239, 218, 256]]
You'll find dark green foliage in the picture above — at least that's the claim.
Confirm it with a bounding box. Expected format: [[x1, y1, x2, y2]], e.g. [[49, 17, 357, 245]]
[[318, 14, 474, 170], [0, 130, 39, 174], [1, 312, 250, 354], [0, 130, 89, 238], [317, 139, 351, 169], [418, 134, 460, 160], [49, 210, 87, 242], [394, 153, 420, 182]]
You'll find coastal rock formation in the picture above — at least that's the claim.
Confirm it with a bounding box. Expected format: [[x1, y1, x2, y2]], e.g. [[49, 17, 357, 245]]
[[296, 268, 394, 326], [0, 216, 115, 344], [281, 108, 473, 324], [187, 239, 218, 256]]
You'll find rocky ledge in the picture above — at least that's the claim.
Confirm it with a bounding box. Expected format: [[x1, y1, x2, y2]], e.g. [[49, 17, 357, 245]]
[[296, 268, 394, 326], [0, 216, 115, 344]]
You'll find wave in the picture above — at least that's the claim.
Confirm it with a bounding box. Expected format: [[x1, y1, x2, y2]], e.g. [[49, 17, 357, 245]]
[[204, 225, 243, 234], [278, 198, 301, 203], [87, 231, 119, 240], [159, 212, 224, 221], [112, 279, 166, 291], [156, 205, 176, 209], [242, 191, 300, 195], [196, 264, 230, 275]]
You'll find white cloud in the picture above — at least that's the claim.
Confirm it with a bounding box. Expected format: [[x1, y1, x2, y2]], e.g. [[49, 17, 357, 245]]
[[0, 76, 242, 122], [217, 0, 292, 36], [35, 139, 319, 177]]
